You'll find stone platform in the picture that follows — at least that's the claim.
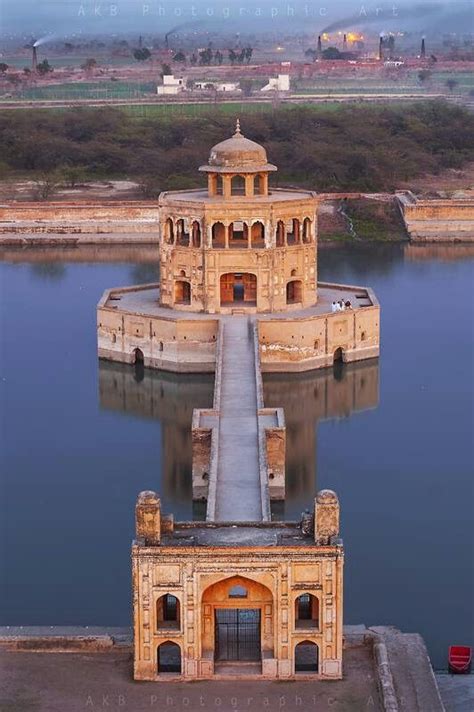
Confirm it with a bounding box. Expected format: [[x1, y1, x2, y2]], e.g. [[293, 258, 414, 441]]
[[97, 281, 379, 373]]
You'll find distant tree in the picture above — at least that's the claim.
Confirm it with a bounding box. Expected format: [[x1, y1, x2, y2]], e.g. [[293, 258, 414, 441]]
[[322, 47, 342, 60], [199, 48, 213, 66], [0, 63, 9, 73], [244, 47, 253, 63], [190, 53, 198, 66], [137, 175, 161, 199], [37, 59, 53, 75], [186, 79, 196, 90], [33, 171, 61, 200], [240, 79, 254, 97], [81, 58, 97, 72], [160, 63, 172, 78], [228, 49, 237, 66], [418, 69, 432, 85], [173, 50, 186, 63], [59, 165, 88, 188], [133, 48, 151, 62], [305, 48, 317, 62], [215, 50, 223, 65], [23, 67, 31, 75], [64, 42, 74, 53], [445, 78, 459, 93]]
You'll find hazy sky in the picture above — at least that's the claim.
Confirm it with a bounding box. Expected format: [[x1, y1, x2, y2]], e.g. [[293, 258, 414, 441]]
[[0, 0, 471, 38]]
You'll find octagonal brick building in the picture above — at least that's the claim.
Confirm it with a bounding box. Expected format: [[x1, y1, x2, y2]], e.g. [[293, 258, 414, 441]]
[[158, 120, 318, 314]]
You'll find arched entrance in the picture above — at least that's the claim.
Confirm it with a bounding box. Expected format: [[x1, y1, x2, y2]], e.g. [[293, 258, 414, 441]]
[[220, 273, 257, 307], [286, 280, 302, 305], [133, 347, 144, 364], [175, 280, 191, 305], [157, 641, 181, 674], [201, 575, 273, 669], [295, 641, 319, 673]]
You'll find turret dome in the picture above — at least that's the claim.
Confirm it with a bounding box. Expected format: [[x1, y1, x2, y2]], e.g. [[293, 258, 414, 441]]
[[200, 120, 277, 174]]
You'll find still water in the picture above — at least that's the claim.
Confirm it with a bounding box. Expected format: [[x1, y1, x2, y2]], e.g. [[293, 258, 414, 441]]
[[0, 243, 473, 668]]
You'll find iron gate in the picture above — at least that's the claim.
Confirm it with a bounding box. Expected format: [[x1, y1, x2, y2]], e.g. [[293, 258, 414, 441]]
[[215, 609, 261, 661]]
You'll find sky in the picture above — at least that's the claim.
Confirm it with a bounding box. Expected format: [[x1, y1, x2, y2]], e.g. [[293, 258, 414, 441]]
[[0, 0, 472, 39]]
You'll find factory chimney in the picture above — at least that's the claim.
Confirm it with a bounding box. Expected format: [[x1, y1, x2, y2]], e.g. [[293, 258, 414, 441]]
[[317, 35, 322, 59], [32, 46, 38, 72], [343, 33, 347, 51], [378, 35, 383, 61], [421, 37, 426, 59]]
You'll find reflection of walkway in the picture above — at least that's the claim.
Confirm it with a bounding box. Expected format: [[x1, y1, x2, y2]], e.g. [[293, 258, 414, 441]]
[[215, 317, 262, 521]]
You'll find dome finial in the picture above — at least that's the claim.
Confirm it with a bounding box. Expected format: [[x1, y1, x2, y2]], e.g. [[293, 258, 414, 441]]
[[234, 118, 242, 137]]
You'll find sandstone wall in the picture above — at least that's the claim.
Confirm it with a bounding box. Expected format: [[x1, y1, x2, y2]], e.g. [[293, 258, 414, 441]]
[[397, 191, 474, 242]]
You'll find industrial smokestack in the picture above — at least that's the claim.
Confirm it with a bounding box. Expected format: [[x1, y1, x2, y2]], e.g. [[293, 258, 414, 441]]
[[379, 35, 383, 61], [317, 35, 322, 58], [32, 46, 38, 72], [421, 37, 426, 58], [343, 33, 347, 51]]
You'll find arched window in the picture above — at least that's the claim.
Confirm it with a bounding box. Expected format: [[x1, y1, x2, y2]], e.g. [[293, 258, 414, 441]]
[[229, 221, 248, 248], [303, 217, 312, 243], [276, 220, 285, 247], [229, 585, 248, 598], [295, 594, 319, 629], [286, 280, 302, 305], [287, 219, 300, 245], [164, 218, 174, 245], [231, 175, 246, 196], [157, 594, 180, 629], [133, 348, 144, 364], [192, 221, 201, 248], [212, 222, 226, 248], [175, 281, 191, 305], [251, 221, 265, 248], [176, 219, 189, 247], [295, 641, 319, 673], [157, 641, 181, 674]]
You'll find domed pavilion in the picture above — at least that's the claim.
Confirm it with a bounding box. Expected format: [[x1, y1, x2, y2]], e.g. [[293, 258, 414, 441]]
[[158, 120, 318, 314]]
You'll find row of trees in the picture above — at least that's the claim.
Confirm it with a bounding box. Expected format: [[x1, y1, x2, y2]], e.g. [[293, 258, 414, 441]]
[[171, 47, 253, 66], [0, 102, 473, 195]]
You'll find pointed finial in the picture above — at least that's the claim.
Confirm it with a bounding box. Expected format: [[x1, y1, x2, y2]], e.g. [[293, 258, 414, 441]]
[[234, 118, 242, 136]]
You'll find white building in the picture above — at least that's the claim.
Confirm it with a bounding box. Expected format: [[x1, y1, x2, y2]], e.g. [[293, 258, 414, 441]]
[[194, 81, 240, 92], [157, 75, 186, 96], [261, 74, 290, 92]]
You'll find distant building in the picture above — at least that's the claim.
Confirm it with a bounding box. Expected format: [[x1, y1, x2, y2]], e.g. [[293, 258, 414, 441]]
[[261, 74, 290, 92], [157, 75, 185, 96], [194, 80, 240, 92]]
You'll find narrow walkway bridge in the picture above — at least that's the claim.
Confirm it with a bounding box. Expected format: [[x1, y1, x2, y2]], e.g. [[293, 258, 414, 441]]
[[214, 317, 262, 522]]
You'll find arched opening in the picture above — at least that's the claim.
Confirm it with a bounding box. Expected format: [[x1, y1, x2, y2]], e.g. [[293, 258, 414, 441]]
[[221, 273, 257, 306], [295, 594, 319, 629], [157, 641, 181, 674], [156, 594, 180, 630], [276, 220, 285, 247], [333, 347, 344, 381], [192, 220, 201, 248], [287, 219, 300, 245], [202, 575, 273, 667], [251, 221, 265, 248], [175, 280, 191, 305], [286, 280, 302, 305], [176, 219, 189, 247], [254, 174, 264, 195], [295, 641, 319, 673], [133, 347, 144, 364], [231, 174, 246, 196], [212, 222, 226, 248], [229, 221, 248, 248], [164, 218, 174, 245], [333, 347, 344, 363], [303, 217, 312, 243]]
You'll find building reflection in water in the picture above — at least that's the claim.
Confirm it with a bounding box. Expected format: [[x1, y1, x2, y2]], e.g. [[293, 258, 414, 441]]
[[263, 361, 379, 519], [98, 359, 379, 521], [98, 361, 214, 519]]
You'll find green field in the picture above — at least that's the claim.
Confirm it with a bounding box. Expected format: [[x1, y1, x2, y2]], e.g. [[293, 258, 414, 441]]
[[119, 101, 347, 118], [14, 81, 156, 101]]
